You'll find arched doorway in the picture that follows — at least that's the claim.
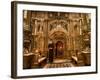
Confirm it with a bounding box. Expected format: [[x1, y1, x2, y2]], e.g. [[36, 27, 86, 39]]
[[48, 25, 68, 60], [55, 41, 64, 58]]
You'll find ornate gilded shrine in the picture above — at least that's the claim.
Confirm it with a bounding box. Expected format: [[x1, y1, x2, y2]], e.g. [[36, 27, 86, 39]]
[[23, 10, 91, 68]]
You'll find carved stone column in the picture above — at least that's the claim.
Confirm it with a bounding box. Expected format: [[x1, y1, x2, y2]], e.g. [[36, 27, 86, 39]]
[[43, 19, 49, 57]]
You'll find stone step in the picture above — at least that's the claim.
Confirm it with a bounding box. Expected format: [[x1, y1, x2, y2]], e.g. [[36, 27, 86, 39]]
[[44, 62, 74, 68]]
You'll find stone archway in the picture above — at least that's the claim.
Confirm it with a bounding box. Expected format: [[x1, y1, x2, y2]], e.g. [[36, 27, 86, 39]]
[[48, 26, 68, 59]]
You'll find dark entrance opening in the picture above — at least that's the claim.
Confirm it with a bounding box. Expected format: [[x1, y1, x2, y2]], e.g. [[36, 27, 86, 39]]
[[55, 41, 64, 58]]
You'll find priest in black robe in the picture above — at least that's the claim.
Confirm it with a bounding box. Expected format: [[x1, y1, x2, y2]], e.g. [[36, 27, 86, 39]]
[[48, 40, 54, 63]]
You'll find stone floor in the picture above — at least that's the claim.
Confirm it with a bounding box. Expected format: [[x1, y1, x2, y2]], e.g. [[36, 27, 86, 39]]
[[44, 59, 75, 68]]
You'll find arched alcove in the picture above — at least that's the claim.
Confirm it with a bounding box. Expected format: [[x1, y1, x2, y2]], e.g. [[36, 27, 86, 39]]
[[48, 25, 69, 59]]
